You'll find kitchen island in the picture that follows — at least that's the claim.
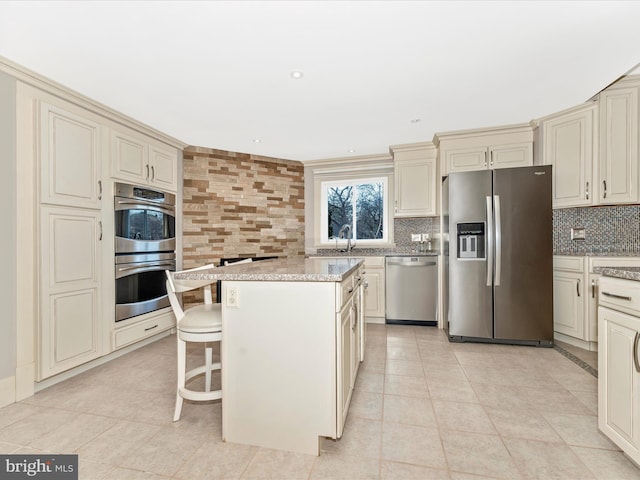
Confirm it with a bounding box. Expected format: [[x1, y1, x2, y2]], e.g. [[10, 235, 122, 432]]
[[175, 257, 365, 455], [596, 266, 640, 467]]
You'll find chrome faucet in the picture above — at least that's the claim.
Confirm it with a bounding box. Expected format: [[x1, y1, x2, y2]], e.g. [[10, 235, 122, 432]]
[[338, 224, 356, 252]]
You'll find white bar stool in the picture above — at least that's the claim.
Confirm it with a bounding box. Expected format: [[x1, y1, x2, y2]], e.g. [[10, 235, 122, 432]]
[[166, 264, 222, 421]]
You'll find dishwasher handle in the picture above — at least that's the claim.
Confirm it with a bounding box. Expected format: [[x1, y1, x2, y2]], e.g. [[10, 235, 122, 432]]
[[386, 259, 437, 267]]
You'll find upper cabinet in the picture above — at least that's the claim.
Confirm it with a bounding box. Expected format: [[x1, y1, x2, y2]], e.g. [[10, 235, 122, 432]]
[[40, 101, 102, 209], [598, 83, 639, 204], [435, 123, 533, 175], [540, 103, 597, 208], [111, 126, 179, 192], [390, 142, 438, 217]]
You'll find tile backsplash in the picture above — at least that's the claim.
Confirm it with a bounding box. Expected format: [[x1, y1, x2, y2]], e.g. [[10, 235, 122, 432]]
[[394, 217, 440, 247], [553, 205, 640, 254]]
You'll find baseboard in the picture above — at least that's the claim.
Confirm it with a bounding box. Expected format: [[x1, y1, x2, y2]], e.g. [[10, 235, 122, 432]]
[[365, 316, 385, 324], [0, 376, 15, 408], [554, 332, 598, 352]]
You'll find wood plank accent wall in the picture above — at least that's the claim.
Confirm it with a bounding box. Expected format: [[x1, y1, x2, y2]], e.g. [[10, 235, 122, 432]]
[[182, 146, 305, 274]]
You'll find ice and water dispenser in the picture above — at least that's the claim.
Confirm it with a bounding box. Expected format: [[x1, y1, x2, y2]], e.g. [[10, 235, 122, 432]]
[[457, 222, 485, 259]]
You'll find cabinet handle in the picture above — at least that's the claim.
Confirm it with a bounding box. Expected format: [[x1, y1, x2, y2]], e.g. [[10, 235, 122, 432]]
[[394, 200, 398, 213], [348, 287, 354, 293], [603, 180, 607, 198], [363, 280, 369, 289], [484, 151, 488, 168], [151, 165, 155, 181], [489, 150, 493, 168], [98, 180, 102, 200], [591, 279, 596, 298], [98, 221, 103, 241], [634, 332, 640, 373], [144, 324, 159, 332], [146, 164, 150, 180], [576, 279, 580, 297], [585, 181, 589, 200], [602, 291, 632, 301]]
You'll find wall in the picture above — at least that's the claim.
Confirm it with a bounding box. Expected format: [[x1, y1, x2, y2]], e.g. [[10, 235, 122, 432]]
[[182, 146, 305, 293], [554, 205, 640, 254], [0, 72, 17, 395]]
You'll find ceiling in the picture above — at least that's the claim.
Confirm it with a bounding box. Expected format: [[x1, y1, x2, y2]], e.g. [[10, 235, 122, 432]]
[[1, 1, 640, 162]]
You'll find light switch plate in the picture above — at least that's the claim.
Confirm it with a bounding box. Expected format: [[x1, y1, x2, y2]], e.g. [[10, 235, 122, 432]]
[[411, 233, 421, 242], [571, 228, 586, 240]]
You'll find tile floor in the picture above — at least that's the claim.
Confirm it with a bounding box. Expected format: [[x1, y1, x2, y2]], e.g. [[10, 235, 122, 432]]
[[1, 324, 639, 479]]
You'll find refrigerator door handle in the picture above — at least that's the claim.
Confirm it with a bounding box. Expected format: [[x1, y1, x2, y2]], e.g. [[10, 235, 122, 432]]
[[494, 195, 501, 286], [486, 196, 493, 287]]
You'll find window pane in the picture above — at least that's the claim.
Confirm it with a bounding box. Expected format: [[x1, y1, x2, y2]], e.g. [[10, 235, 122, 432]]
[[327, 185, 353, 239], [356, 182, 384, 240]]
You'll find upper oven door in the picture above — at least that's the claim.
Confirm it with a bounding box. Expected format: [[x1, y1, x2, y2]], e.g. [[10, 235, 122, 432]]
[[115, 197, 176, 254]]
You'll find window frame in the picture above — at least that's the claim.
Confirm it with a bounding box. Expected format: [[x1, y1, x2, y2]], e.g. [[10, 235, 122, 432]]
[[319, 176, 389, 246]]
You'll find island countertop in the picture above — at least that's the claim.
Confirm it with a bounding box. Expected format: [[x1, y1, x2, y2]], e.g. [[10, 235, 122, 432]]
[[174, 256, 364, 282], [596, 266, 640, 282]]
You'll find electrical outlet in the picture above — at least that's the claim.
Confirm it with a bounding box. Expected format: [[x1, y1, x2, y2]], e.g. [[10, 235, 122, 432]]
[[411, 233, 421, 242], [227, 286, 239, 307], [571, 228, 586, 240], [421, 233, 430, 242]]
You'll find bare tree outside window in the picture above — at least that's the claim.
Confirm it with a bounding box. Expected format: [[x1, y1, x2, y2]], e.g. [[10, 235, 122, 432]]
[[326, 181, 384, 240]]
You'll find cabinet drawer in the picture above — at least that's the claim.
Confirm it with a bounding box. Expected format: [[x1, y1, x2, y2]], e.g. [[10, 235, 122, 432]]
[[336, 273, 356, 312], [364, 256, 385, 268], [554, 256, 585, 272], [114, 313, 175, 349], [599, 277, 640, 316]]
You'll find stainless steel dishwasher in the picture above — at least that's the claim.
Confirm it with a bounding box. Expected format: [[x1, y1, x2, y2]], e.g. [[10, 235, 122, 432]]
[[385, 255, 438, 325]]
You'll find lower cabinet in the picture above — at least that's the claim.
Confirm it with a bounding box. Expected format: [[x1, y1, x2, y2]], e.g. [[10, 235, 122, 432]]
[[38, 206, 103, 380], [337, 296, 354, 437], [598, 277, 640, 465], [553, 255, 640, 351]]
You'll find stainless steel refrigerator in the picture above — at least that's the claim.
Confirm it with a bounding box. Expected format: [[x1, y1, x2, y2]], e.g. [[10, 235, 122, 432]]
[[442, 165, 553, 346]]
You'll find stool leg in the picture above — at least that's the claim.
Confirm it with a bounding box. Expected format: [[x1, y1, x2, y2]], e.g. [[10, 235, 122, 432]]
[[205, 345, 213, 393], [174, 336, 186, 421]]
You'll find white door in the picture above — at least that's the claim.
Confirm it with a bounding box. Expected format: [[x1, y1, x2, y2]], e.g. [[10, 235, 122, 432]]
[[40, 102, 101, 209], [394, 158, 436, 216], [553, 271, 585, 340], [149, 144, 178, 192], [111, 128, 149, 184], [490, 143, 533, 169], [599, 87, 638, 204], [337, 298, 353, 438], [445, 147, 487, 173]]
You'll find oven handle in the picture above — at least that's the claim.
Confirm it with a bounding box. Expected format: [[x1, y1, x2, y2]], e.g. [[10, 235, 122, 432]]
[[116, 261, 176, 278], [115, 199, 175, 216]]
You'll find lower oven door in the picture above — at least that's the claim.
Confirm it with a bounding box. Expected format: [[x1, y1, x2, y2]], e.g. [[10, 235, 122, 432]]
[[115, 253, 176, 322]]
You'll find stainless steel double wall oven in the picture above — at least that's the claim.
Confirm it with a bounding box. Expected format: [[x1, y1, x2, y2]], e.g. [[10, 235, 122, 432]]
[[114, 183, 176, 322]]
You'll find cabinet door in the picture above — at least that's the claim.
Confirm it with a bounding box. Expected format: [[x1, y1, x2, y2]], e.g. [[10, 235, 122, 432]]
[[490, 143, 533, 169], [40, 102, 101, 209], [599, 87, 638, 204], [588, 274, 600, 343], [39, 206, 102, 379], [553, 270, 586, 340], [394, 157, 437, 216], [445, 147, 487, 173], [149, 144, 178, 192], [598, 307, 640, 455], [111, 128, 149, 184], [363, 268, 385, 318], [337, 299, 353, 438], [543, 108, 594, 208]]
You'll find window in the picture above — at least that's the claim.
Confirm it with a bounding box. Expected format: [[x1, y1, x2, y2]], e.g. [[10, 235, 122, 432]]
[[320, 177, 389, 245]]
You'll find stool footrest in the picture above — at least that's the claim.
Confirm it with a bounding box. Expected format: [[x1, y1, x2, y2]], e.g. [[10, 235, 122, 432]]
[[178, 387, 222, 402], [185, 363, 221, 382]]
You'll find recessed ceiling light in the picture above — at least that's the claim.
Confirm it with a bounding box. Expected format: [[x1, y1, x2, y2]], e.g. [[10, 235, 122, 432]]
[[252, 139, 262, 143], [410, 118, 421, 123], [348, 149, 355, 153], [290, 70, 304, 79]]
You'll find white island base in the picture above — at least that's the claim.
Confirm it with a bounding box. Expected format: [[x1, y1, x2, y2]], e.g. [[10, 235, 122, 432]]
[[213, 258, 364, 455]]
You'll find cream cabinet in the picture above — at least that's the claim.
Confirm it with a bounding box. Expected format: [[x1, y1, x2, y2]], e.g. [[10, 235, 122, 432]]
[[435, 123, 533, 175], [598, 84, 639, 204], [40, 101, 102, 209], [541, 103, 597, 208], [111, 126, 179, 192], [38, 206, 103, 379], [598, 276, 640, 465], [362, 256, 385, 320], [553, 256, 640, 351], [553, 256, 586, 342], [391, 142, 438, 217]]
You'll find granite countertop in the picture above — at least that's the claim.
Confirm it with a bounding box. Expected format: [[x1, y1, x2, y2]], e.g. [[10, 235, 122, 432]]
[[595, 266, 640, 282], [174, 257, 364, 282], [313, 248, 438, 257], [554, 252, 640, 257]]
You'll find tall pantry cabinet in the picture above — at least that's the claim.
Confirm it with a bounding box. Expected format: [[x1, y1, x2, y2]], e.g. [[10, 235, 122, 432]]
[[37, 96, 106, 379]]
